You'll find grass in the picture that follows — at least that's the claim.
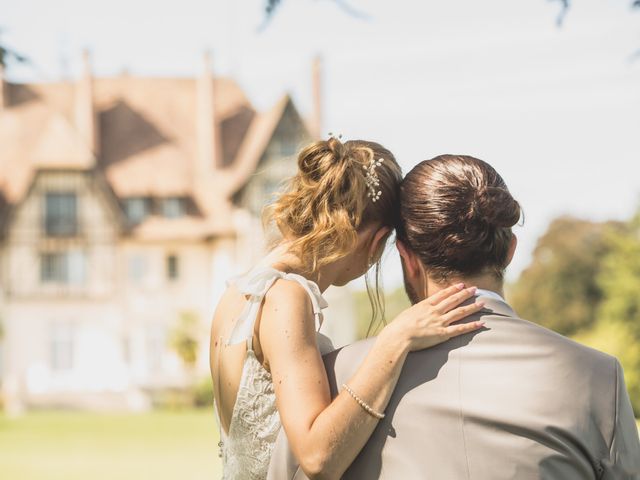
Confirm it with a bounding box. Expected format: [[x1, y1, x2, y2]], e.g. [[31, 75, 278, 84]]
[[0, 410, 636, 480], [0, 410, 222, 480]]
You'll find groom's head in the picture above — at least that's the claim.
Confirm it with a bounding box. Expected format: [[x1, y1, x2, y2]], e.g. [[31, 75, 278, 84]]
[[396, 155, 521, 304]]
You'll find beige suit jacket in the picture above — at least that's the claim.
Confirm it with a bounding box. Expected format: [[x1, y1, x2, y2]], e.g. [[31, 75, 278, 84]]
[[267, 295, 640, 479]]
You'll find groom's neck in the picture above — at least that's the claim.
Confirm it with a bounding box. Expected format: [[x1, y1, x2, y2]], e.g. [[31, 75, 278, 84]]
[[425, 273, 505, 300]]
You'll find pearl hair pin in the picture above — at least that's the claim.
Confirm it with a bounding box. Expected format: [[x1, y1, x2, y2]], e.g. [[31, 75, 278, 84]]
[[364, 157, 384, 202], [327, 133, 383, 203]]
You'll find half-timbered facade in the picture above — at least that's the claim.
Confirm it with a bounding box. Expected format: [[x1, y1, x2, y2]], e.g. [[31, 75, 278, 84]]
[[0, 53, 341, 411]]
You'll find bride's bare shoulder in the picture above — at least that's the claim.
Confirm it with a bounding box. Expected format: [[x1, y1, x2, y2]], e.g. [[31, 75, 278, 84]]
[[211, 284, 245, 330], [262, 277, 314, 318], [260, 279, 317, 355], [215, 284, 242, 309]]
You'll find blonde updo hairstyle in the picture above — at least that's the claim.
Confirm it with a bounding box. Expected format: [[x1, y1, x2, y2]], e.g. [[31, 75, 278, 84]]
[[267, 137, 402, 333]]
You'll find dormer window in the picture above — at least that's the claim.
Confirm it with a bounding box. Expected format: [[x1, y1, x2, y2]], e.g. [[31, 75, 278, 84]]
[[44, 192, 78, 237], [268, 139, 297, 157], [279, 140, 297, 156], [124, 197, 150, 225], [160, 197, 186, 218]]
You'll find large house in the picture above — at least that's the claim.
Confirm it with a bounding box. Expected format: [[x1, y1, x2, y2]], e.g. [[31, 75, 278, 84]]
[[0, 52, 354, 412]]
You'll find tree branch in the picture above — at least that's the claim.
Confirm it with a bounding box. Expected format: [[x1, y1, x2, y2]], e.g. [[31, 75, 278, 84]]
[[551, 0, 571, 27], [262, 0, 370, 27]]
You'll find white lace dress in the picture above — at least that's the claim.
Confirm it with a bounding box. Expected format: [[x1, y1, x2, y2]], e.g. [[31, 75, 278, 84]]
[[215, 266, 334, 480]]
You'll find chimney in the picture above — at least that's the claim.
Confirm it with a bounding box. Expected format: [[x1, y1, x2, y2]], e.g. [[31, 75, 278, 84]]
[[75, 50, 98, 156], [310, 55, 323, 140], [197, 51, 221, 172], [0, 63, 6, 110]]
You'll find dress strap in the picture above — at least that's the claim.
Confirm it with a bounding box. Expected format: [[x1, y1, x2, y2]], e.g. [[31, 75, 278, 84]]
[[225, 267, 328, 347], [282, 272, 328, 331]]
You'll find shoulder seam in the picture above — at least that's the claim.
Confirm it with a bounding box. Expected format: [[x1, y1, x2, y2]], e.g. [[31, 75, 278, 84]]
[[608, 357, 620, 455]]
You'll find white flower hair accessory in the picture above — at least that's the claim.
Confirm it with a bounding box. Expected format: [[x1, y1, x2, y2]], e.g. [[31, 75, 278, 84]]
[[364, 157, 384, 202], [328, 131, 343, 140]]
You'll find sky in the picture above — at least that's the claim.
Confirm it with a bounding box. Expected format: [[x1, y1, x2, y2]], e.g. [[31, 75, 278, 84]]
[[2, 0, 640, 287]]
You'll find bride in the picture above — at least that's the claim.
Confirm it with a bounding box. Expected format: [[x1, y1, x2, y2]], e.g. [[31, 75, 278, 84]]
[[209, 136, 485, 479]]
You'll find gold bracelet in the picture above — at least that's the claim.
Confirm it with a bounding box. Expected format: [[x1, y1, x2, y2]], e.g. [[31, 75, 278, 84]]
[[342, 383, 385, 419]]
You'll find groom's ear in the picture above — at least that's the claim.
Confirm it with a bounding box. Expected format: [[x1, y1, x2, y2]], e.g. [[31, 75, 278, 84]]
[[396, 240, 421, 280]]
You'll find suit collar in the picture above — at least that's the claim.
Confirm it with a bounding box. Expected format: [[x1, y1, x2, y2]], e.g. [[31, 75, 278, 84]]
[[477, 294, 518, 318], [476, 288, 504, 302]]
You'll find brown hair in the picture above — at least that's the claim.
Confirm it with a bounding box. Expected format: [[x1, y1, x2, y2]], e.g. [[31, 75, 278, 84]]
[[397, 154, 521, 281], [268, 137, 402, 271]]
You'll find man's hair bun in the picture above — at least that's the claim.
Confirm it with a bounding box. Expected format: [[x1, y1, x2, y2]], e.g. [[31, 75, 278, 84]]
[[398, 154, 521, 281], [470, 186, 521, 229]]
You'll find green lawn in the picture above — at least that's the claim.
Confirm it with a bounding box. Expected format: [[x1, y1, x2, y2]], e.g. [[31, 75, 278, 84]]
[[0, 411, 636, 480], [0, 410, 222, 480]]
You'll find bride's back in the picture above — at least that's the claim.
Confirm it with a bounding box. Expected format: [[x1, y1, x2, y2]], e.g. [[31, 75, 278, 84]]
[[209, 284, 250, 433], [210, 266, 332, 479]]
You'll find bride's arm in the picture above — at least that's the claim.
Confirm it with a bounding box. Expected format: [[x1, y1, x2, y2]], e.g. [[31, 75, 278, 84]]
[[260, 281, 484, 480]]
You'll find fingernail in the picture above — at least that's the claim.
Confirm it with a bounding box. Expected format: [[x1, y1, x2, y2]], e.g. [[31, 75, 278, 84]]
[[456, 283, 465, 290], [478, 321, 486, 327], [468, 287, 477, 294], [476, 301, 485, 307]]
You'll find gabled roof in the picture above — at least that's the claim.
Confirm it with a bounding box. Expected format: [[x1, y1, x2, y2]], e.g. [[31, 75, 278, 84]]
[[221, 94, 292, 196], [93, 76, 252, 198], [31, 112, 94, 169], [0, 100, 51, 203], [0, 76, 256, 202], [0, 74, 310, 240]]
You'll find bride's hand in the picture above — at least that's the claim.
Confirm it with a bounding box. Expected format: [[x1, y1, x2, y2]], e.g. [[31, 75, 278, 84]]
[[382, 284, 485, 352]]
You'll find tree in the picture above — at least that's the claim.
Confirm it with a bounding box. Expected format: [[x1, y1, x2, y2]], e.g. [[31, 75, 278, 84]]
[[597, 210, 640, 336], [354, 284, 410, 340], [169, 311, 201, 371], [551, 0, 640, 26], [574, 209, 640, 414], [263, 0, 640, 24], [0, 30, 28, 69], [509, 216, 622, 336], [263, 0, 369, 24], [574, 318, 640, 415]]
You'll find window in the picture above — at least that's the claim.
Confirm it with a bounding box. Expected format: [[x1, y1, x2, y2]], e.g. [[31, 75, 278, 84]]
[[128, 254, 147, 283], [41, 253, 65, 282], [124, 197, 149, 225], [121, 335, 131, 365], [279, 141, 297, 156], [45, 192, 78, 237], [40, 250, 86, 284], [50, 323, 74, 371], [146, 324, 165, 373], [267, 134, 298, 157], [166, 254, 179, 281], [160, 197, 186, 218]]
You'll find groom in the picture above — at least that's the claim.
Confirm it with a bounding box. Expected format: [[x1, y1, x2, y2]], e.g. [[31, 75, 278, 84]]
[[268, 154, 640, 479]]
